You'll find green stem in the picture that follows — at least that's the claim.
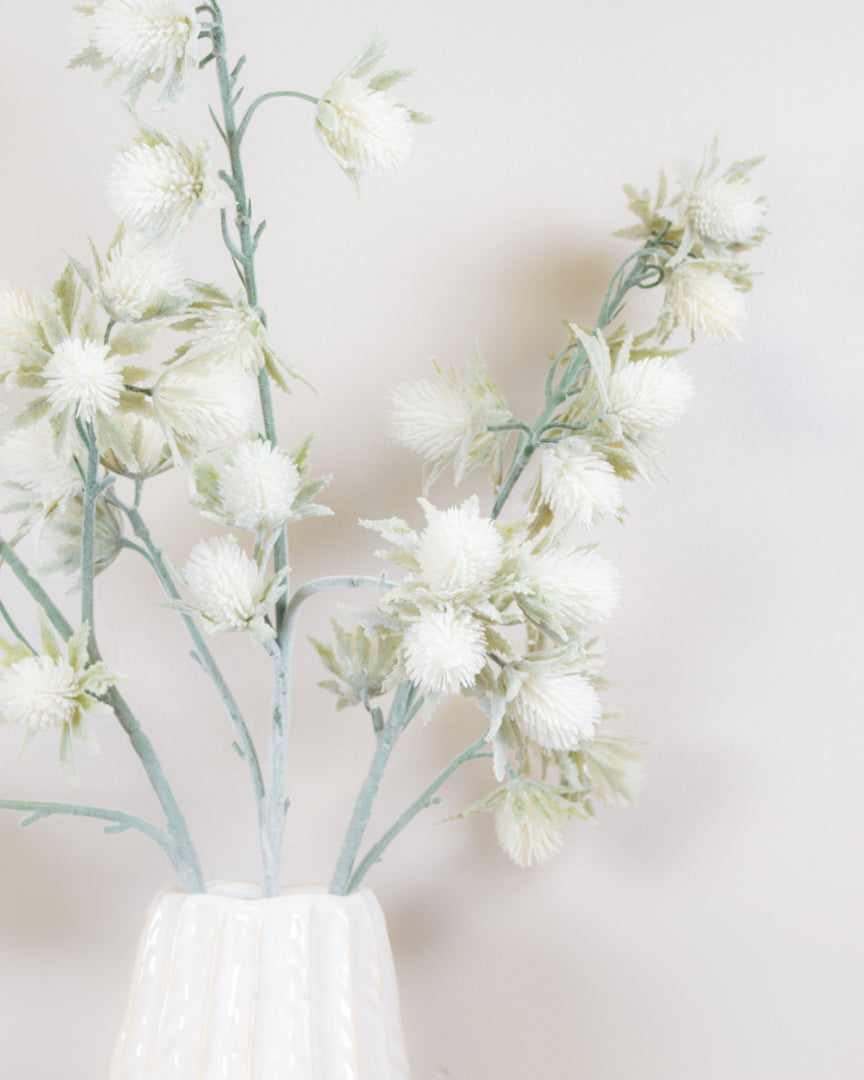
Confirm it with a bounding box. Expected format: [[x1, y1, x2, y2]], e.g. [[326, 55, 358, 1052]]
[[0, 799, 174, 859], [236, 90, 319, 145], [0, 595, 35, 652], [490, 244, 668, 520], [329, 681, 423, 895], [0, 536, 73, 641], [345, 735, 491, 894], [113, 496, 267, 873], [78, 420, 99, 637]]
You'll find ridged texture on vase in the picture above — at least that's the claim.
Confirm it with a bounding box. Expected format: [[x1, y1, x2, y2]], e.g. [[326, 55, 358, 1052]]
[[109, 884, 411, 1080]]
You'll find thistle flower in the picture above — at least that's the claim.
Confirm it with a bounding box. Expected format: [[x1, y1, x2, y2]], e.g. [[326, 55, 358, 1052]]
[[44, 337, 123, 423], [72, 0, 200, 105], [504, 654, 602, 751], [36, 495, 125, 577], [153, 358, 257, 449], [539, 437, 624, 530], [605, 354, 694, 439], [389, 359, 511, 488], [182, 535, 287, 643], [0, 281, 38, 339], [0, 618, 120, 764], [0, 421, 84, 506], [315, 28, 428, 190], [183, 301, 269, 375], [526, 546, 621, 632], [670, 136, 767, 258], [96, 231, 184, 322], [416, 498, 505, 596], [402, 606, 487, 695], [204, 440, 302, 532], [660, 261, 747, 342], [108, 135, 222, 240]]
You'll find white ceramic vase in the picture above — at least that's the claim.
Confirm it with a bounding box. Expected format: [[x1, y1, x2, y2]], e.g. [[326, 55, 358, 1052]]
[[109, 882, 412, 1079]]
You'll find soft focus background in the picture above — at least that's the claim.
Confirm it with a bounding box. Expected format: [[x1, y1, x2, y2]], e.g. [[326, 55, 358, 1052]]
[[1, 0, 862, 1077]]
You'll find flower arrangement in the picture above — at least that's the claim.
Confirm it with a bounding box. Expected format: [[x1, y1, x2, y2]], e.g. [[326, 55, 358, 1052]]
[[0, 0, 767, 909]]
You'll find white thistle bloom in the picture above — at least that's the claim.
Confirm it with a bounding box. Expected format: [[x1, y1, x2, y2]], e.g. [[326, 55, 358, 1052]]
[[688, 178, 765, 247], [217, 441, 302, 531], [416, 498, 504, 595], [402, 606, 487, 695], [0, 281, 38, 338], [662, 262, 747, 342], [606, 355, 695, 439], [316, 28, 425, 188], [97, 232, 183, 321], [540, 437, 624, 529], [0, 655, 82, 732], [153, 359, 256, 445], [186, 304, 268, 374], [44, 338, 123, 423], [390, 378, 471, 462], [73, 0, 199, 105], [506, 660, 602, 751], [183, 535, 282, 642], [0, 421, 83, 504], [108, 137, 221, 239], [493, 781, 577, 868], [529, 547, 621, 630]]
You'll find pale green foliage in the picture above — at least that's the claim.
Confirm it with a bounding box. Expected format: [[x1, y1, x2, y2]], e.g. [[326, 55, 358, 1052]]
[[310, 621, 400, 711]]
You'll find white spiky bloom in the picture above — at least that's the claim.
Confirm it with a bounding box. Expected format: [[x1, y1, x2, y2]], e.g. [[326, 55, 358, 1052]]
[[402, 606, 487, 695], [97, 233, 183, 321], [187, 304, 267, 374], [183, 535, 278, 642], [75, 0, 199, 104], [44, 338, 123, 423], [606, 356, 695, 439], [540, 437, 624, 529], [663, 262, 746, 342], [529, 547, 621, 630], [108, 138, 221, 239], [0, 655, 82, 732], [0, 421, 83, 504], [389, 378, 471, 462], [506, 661, 602, 751], [217, 441, 302, 531], [493, 781, 575, 868], [316, 29, 420, 186], [0, 281, 38, 338], [153, 360, 256, 445], [416, 499, 504, 595], [688, 178, 765, 247]]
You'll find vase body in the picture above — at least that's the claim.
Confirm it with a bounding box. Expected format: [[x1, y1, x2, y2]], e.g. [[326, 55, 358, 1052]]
[[109, 882, 412, 1080]]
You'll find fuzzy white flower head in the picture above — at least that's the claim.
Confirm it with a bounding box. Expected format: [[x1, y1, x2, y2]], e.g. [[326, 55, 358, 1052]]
[[0, 281, 38, 338], [416, 498, 504, 596], [183, 535, 282, 642], [316, 28, 425, 188], [97, 232, 183, 321], [153, 359, 257, 446], [217, 440, 302, 532], [187, 304, 267, 374], [390, 378, 471, 463], [506, 657, 602, 751], [0, 421, 84, 505], [44, 338, 123, 423], [662, 262, 747, 342], [0, 655, 81, 732], [606, 355, 695, 439], [540, 437, 624, 530], [529, 546, 621, 631], [108, 136, 221, 240], [402, 606, 487, 696], [493, 781, 576, 868], [73, 0, 199, 105], [674, 136, 767, 249]]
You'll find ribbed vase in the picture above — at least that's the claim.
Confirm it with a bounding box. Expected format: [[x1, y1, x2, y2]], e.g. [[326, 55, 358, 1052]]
[[109, 882, 412, 1079]]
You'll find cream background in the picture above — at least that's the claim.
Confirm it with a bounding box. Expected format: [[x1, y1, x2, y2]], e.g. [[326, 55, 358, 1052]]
[[1, 0, 862, 1076]]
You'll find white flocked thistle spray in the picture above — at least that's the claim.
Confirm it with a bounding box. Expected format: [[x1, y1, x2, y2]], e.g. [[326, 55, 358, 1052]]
[[0, 0, 766, 920]]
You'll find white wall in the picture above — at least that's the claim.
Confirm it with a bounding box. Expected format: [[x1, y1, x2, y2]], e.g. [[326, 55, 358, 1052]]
[[1, 0, 861, 1076]]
